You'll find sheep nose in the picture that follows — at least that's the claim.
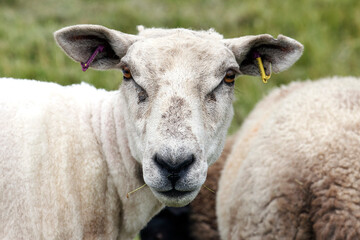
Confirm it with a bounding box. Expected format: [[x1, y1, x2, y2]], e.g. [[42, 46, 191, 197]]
[[154, 153, 195, 186]]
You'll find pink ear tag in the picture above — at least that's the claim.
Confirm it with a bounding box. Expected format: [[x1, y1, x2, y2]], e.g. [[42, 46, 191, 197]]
[[81, 45, 105, 72]]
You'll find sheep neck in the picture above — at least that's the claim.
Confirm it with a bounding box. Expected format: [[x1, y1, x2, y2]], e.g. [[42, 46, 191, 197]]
[[91, 91, 164, 239]]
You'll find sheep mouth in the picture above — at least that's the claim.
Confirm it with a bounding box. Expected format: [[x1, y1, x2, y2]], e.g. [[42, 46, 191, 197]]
[[157, 189, 193, 198], [150, 187, 200, 207]]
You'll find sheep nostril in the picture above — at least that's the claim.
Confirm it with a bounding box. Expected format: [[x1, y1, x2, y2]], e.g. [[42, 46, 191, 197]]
[[154, 153, 167, 169], [181, 154, 195, 169], [154, 153, 195, 172]]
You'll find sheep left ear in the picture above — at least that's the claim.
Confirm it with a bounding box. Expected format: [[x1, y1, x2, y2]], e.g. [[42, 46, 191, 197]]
[[223, 34, 304, 76]]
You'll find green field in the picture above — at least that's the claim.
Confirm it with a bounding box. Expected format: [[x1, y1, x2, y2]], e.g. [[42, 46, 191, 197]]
[[1, 0, 360, 132]]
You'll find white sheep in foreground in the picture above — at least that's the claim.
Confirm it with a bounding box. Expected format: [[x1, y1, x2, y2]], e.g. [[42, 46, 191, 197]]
[[217, 77, 360, 240], [0, 24, 303, 239]]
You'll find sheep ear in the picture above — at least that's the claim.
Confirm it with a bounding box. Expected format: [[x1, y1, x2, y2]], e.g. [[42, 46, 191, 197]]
[[223, 34, 303, 76], [54, 24, 140, 70]]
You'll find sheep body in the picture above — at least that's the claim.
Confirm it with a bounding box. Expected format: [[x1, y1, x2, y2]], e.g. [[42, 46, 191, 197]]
[[217, 77, 360, 239], [0, 78, 162, 239]]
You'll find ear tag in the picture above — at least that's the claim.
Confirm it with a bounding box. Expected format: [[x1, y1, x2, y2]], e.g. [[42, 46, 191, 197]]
[[81, 45, 105, 72], [253, 52, 271, 83]]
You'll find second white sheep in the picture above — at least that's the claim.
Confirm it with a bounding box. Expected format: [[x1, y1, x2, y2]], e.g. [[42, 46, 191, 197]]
[[217, 77, 360, 239]]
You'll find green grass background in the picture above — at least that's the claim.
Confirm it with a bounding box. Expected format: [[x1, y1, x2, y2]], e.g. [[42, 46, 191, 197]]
[[1, 0, 360, 133]]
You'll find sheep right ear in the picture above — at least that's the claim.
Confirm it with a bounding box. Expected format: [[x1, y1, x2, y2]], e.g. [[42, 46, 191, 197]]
[[54, 24, 140, 70], [223, 34, 303, 76]]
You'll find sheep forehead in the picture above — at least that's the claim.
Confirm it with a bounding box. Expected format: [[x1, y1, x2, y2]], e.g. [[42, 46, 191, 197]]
[[124, 31, 236, 88]]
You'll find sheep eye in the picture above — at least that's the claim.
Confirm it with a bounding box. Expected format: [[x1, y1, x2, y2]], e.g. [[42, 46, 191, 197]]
[[122, 66, 132, 80], [224, 70, 236, 85], [121, 65, 148, 103]]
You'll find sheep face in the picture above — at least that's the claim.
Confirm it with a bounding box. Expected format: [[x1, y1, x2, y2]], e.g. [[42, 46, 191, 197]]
[[120, 34, 237, 206], [54, 25, 303, 207]]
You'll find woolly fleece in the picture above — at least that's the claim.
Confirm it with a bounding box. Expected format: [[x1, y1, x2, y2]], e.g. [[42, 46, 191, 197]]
[[0, 78, 162, 239], [217, 77, 360, 239]]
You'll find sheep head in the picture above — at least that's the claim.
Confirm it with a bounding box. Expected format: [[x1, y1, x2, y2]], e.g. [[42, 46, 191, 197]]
[[54, 25, 303, 207]]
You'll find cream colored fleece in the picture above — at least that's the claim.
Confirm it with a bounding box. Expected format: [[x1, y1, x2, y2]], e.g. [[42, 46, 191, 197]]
[[217, 77, 360, 240], [0, 78, 163, 240]]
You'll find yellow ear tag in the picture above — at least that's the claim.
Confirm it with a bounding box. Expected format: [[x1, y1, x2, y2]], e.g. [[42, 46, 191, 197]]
[[253, 52, 271, 84]]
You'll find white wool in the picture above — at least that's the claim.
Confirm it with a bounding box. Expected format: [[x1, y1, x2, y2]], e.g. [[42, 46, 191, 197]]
[[217, 77, 360, 239], [136, 26, 224, 40], [0, 78, 163, 239]]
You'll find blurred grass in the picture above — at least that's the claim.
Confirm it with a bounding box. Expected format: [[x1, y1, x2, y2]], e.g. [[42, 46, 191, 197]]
[[1, 0, 360, 133]]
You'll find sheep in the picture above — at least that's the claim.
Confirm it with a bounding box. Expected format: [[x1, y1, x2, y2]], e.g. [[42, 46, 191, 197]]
[[0, 24, 303, 239], [217, 77, 360, 240], [140, 134, 237, 240]]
